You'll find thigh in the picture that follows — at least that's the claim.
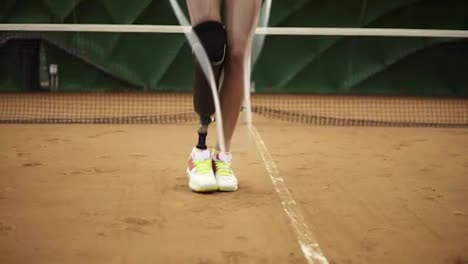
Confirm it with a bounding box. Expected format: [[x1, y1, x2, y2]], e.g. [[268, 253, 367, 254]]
[[224, 0, 262, 55], [187, 0, 222, 24]]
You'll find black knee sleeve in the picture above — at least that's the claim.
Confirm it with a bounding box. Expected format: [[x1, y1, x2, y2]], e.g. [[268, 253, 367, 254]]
[[193, 21, 227, 64], [192, 21, 227, 117]]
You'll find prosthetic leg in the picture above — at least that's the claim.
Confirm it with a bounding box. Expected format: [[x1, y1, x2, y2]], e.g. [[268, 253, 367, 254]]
[[191, 21, 227, 150]]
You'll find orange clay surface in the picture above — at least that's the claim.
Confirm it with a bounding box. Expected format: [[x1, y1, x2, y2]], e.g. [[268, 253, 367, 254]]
[[1, 119, 467, 264]]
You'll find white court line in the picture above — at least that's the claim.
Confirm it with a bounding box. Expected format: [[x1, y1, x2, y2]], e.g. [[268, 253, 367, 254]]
[[250, 126, 329, 264]]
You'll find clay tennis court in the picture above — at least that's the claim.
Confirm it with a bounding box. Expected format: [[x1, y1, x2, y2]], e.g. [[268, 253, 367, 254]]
[[2, 0, 468, 262], [1, 97, 468, 263]]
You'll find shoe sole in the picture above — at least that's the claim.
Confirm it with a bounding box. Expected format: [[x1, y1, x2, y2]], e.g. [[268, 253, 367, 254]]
[[216, 176, 238, 192], [218, 186, 238, 192], [186, 169, 218, 193]]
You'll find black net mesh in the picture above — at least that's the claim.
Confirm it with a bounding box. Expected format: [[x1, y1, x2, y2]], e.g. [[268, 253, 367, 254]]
[[1, 93, 467, 127]]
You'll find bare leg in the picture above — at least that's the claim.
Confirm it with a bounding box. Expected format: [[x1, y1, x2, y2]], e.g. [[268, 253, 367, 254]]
[[187, 0, 221, 24], [221, 0, 261, 150]]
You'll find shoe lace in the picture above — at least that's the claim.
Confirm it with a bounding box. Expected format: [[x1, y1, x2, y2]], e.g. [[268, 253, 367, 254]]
[[194, 159, 212, 174], [215, 160, 233, 176]]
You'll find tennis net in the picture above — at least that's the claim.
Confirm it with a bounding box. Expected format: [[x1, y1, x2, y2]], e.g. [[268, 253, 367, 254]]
[[1, 25, 467, 127]]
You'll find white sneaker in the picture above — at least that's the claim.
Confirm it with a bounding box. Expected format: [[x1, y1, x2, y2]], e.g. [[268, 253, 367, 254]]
[[187, 148, 218, 192], [212, 150, 238, 192]]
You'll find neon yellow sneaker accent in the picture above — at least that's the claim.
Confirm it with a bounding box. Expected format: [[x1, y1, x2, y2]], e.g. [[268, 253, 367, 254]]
[[194, 159, 212, 174], [214, 160, 233, 176]]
